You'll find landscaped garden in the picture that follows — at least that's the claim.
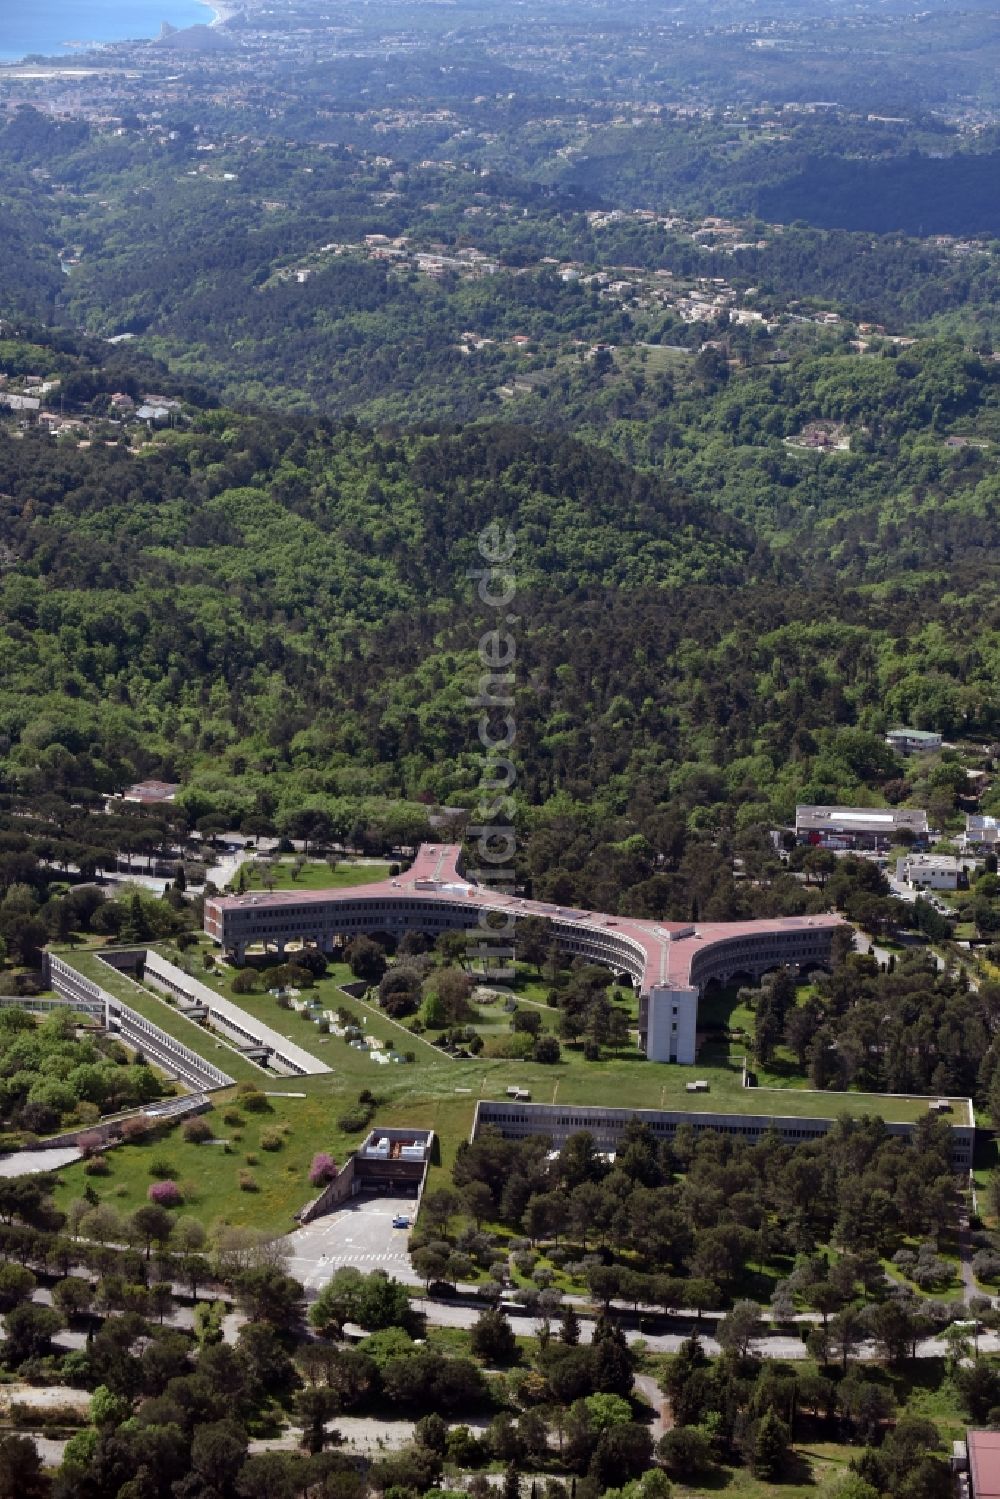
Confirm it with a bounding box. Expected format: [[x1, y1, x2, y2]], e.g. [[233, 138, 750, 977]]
[[43, 933, 973, 1247], [230, 857, 392, 894]]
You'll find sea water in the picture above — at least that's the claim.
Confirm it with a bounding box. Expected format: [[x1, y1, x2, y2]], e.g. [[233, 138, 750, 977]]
[[0, 0, 213, 63]]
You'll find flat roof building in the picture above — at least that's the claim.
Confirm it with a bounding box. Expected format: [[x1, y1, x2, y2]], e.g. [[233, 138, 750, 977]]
[[473, 1097, 974, 1171], [886, 728, 942, 754], [896, 853, 979, 891], [796, 804, 929, 849], [964, 815, 1000, 851], [122, 779, 180, 805], [204, 845, 844, 1067]]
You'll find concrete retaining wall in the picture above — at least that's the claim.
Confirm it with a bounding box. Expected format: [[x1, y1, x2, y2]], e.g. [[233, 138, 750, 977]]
[[298, 1156, 359, 1223], [38, 1095, 211, 1151]]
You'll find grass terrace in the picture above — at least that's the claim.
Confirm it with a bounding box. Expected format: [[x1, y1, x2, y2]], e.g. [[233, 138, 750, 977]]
[[44, 946, 973, 1235], [190, 953, 456, 1068], [54, 948, 968, 1127], [232, 858, 392, 893], [49, 1089, 350, 1234], [57, 947, 266, 1086]]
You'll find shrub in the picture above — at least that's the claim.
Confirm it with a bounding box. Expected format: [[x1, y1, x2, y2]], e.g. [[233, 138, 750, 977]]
[[231, 969, 259, 995], [223, 1110, 244, 1127], [84, 1156, 110, 1176], [482, 1034, 534, 1060], [182, 1116, 214, 1144], [972, 1250, 1000, 1283], [245, 1153, 259, 1165], [119, 1116, 153, 1144], [238, 1170, 258, 1192], [259, 1129, 283, 1151], [148, 1180, 182, 1207], [77, 1132, 103, 1159], [338, 1092, 377, 1134], [532, 1036, 561, 1064], [148, 1156, 175, 1178], [240, 1089, 271, 1114], [309, 1152, 338, 1187]]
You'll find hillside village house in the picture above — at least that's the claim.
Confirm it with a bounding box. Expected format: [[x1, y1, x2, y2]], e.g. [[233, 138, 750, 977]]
[[885, 727, 942, 754], [963, 815, 1000, 852]]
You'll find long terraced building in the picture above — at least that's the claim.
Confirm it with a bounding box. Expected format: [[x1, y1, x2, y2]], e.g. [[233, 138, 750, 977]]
[[204, 844, 844, 1064]]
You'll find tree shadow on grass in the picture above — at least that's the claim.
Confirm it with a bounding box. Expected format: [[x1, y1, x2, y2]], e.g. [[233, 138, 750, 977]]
[[783, 1449, 817, 1486]]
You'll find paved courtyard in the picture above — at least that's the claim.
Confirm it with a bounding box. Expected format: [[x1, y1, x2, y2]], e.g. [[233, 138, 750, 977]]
[[283, 1194, 419, 1293], [0, 1146, 81, 1178]]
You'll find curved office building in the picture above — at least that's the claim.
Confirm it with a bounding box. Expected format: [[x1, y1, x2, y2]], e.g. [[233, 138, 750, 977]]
[[204, 844, 843, 1064]]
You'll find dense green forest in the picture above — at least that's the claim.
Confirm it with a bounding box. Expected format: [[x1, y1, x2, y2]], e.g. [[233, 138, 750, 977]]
[[0, 322, 998, 922]]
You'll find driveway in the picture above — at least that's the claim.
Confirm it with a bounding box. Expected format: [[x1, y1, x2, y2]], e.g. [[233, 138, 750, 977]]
[[284, 1197, 419, 1293]]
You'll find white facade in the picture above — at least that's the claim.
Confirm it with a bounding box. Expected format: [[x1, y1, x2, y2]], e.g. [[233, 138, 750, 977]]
[[886, 728, 942, 754], [964, 815, 1000, 851], [644, 985, 698, 1064], [896, 853, 979, 891]]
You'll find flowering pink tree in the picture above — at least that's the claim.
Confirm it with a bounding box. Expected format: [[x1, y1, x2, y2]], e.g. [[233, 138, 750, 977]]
[[77, 1131, 103, 1160], [309, 1153, 337, 1187], [147, 1180, 182, 1207]]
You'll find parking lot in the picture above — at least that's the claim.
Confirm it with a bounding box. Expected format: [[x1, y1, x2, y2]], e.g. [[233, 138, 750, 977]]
[[283, 1194, 419, 1293]]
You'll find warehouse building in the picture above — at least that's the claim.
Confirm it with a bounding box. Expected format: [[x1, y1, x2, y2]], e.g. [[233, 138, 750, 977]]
[[795, 805, 930, 850]]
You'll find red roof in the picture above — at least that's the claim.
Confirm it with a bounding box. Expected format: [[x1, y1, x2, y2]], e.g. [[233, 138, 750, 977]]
[[970, 1432, 1000, 1499], [208, 843, 843, 992]]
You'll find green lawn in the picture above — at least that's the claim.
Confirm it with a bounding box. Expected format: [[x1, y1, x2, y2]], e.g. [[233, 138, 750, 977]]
[[50, 1090, 346, 1234], [64, 945, 969, 1126], [233, 859, 391, 893], [61, 948, 265, 1086], [46, 946, 973, 1237], [195, 957, 448, 1066]]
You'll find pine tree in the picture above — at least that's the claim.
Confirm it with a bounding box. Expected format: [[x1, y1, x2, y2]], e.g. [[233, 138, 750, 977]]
[[121, 891, 151, 945], [751, 1411, 789, 1479], [560, 1304, 581, 1345]]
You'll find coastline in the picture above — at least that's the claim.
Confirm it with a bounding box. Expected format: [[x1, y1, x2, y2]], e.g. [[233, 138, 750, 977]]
[[0, 0, 234, 64], [199, 0, 239, 23]]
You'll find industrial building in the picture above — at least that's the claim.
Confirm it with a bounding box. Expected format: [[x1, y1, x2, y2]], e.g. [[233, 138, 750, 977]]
[[795, 804, 930, 850]]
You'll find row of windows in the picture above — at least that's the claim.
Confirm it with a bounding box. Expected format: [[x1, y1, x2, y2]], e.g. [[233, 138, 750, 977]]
[[480, 1110, 972, 1165]]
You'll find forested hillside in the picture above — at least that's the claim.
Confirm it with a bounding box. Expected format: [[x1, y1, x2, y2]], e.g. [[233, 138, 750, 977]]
[[0, 324, 998, 918]]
